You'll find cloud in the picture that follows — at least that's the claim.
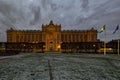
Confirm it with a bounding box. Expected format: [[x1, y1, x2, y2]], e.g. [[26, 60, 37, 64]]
[[0, 0, 120, 42], [0, 1, 16, 27], [82, 0, 89, 9], [29, 5, 41, 25]]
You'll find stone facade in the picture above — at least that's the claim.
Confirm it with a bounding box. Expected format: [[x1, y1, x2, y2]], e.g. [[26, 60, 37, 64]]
[[7, 20, 97, 52]]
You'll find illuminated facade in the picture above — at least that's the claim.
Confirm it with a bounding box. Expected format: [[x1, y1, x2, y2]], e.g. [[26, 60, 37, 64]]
[[7, 20, 97, 52]]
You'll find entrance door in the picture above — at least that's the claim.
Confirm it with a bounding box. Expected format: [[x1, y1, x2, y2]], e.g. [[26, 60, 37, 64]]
[[49, 46, 53, 51], [49, 42, 54, 51]]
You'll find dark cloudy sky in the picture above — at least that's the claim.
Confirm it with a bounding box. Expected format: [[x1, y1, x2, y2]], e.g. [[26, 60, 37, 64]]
[[0, 0, 120, 42]]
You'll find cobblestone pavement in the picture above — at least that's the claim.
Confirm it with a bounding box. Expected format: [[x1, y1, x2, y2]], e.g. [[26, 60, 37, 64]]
[[0, 53, 120, 80]]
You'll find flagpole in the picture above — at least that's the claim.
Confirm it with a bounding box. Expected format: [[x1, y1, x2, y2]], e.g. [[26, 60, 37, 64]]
[[118, 29, 119, 55], [104, 26, 106, 55], [118, 39, 119, 55], [112, 24, 119, 55]]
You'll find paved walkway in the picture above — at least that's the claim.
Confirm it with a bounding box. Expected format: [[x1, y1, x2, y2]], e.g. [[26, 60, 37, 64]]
[[0, 53, 120, 80]]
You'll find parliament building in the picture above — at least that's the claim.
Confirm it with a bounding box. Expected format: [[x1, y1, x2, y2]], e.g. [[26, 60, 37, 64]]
[[7, 20, 98, 52]]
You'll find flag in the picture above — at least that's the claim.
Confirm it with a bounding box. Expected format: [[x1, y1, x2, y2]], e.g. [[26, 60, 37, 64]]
[[113, 25, 119, 34], [99, 25, 105, 33]]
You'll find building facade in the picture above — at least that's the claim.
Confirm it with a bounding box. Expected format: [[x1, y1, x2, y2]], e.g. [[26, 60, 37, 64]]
[[7, 20, 98, 52]]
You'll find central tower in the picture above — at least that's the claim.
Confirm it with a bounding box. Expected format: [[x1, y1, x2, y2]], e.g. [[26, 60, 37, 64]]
[[42, 20, 61, 52]]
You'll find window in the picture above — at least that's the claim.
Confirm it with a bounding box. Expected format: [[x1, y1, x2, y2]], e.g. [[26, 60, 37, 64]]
[[85, 34, 87, 42]]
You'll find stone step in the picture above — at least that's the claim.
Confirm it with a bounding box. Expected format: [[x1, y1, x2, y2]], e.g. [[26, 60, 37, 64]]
[[45, 51, 61, 54]]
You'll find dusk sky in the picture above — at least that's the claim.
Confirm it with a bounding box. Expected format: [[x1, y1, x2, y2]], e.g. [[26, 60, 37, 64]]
[[0, 0, 120, 42]]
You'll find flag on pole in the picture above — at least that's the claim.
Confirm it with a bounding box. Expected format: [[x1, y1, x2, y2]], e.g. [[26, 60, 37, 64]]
[[99, 25, 105, 33], [113, 25, 119, 34]]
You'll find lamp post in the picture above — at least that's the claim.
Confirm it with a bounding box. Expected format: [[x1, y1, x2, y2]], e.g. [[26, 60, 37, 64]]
[[93, 44, 96, 53]]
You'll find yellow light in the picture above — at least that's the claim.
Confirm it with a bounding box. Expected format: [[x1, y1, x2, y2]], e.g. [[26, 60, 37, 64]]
[[57, 45, 60, 49]]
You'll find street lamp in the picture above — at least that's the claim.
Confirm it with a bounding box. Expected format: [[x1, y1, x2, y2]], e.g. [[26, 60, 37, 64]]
[[93, 44, 96, 53]]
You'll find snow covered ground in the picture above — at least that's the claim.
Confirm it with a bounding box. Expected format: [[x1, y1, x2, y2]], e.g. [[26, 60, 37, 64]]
[[0, 53, 120, 80]]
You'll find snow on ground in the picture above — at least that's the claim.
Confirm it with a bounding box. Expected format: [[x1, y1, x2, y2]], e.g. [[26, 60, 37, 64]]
[[0, 53, 120, 80]]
